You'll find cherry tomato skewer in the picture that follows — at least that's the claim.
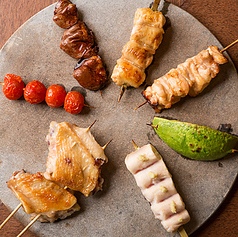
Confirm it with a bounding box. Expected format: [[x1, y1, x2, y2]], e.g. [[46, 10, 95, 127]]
[[1, 74, 25, 100]]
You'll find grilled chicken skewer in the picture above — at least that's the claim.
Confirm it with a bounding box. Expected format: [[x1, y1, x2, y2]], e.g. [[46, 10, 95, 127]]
[[125, 141, 190, 234], [7, 170, 80, 223], [111, 0, 166, 101], [44, 121, 108, 197], [139, 39, 238, 112], [142, 45, 228, 112]]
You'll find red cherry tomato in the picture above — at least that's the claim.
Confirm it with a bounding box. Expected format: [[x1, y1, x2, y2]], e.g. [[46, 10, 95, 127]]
[[2, 74, 25, 100], [45, 85, 66, 108], [24, 80, 46, 104], [64, 91, 84, 114]]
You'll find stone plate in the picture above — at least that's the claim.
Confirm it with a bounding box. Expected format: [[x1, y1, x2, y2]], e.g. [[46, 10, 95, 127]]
[[0, 1, 237, 236]]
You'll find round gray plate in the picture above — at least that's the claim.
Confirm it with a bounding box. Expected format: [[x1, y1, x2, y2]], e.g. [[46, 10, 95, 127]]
[[0, 1, 237, 236]]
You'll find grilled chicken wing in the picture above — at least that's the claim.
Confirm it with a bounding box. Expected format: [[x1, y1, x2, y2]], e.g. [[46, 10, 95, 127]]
[[111, 8, 166, 88], [125, 144, 190, 233], [142, 46, 228, 112], [7, 170, 80, 222], [53, 0, 78, 29], [45, 121, 107, 197]]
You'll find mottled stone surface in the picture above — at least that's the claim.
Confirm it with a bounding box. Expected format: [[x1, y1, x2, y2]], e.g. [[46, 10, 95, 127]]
[[0, 1, 237, 236]]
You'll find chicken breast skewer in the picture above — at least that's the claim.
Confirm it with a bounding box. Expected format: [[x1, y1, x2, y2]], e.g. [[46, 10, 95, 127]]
[[138, 39, 238, 112], [142, 45, 228, 112], [111, 0, 166, 101], [125, 141, 190, 235]]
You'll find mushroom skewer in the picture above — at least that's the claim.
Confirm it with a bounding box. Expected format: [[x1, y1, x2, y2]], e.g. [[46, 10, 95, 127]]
[[126, 140, 190, 235], [111, 0, 166, 101], [136, 39, 238, 112]]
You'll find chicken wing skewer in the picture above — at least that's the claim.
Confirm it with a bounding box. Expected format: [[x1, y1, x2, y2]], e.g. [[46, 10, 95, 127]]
[[0, 121, 110, 233], [111, 0, 166, 101], [126, 141, 190, 235], [137, 39, 238, 112]]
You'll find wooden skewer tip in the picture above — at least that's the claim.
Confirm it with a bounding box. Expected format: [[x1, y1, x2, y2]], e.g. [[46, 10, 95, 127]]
[[147, 123, 158, 129], [84, 104, 96, 109], [178, 226, 189, 237], [118, 85, 127, 102], [99, 90, 103, 98], [102, 139, 113, 150], [0, 203, 22, 230], [0, 82, 4, 86], [134, 100, 148, 110], [132, 139, 139, 150], [86, 120, 97, 131], [17, 214, 41, 237]]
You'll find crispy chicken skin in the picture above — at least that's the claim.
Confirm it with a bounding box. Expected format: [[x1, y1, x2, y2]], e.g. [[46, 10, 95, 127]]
[[125, 144, 190, 233], [53, 0, 78, 29], [143, 46, 228, 112], [45, 121, 107, 197], [111, 8, 166, 88], [73, 55, 108, 90], [60, 21, 97, 59], [7, 170, 80, 222]]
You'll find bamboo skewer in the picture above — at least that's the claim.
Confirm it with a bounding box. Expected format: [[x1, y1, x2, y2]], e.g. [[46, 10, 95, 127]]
[[86, 120, 97, 132], [134, 38, 238, 111], [0, 203, 22, 230], [178, 226, 189, 237], [16, 214, 41, 237], [102, 139, 113, 150]]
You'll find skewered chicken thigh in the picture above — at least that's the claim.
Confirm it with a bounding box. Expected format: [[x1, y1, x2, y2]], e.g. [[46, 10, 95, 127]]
[[45, 121, 108, 197], [7, 170, 80, 223], [142, 46, 228, 112], [111, 8, 166, 88], [125, 144, 190, 233]]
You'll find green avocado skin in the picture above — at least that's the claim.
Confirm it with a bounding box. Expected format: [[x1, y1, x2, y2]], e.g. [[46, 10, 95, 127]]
[[153, 117, 238, 161]]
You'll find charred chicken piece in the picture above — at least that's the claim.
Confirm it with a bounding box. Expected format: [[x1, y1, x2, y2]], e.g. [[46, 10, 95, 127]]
[[53, 0, 78, 29], [45, 121, 108, 197], [73, 55, 107, 90], [111, 8, 166, 88], [7, 170, 80, 223], [60, 21, 98, 59], [142, 46, 228, 112]]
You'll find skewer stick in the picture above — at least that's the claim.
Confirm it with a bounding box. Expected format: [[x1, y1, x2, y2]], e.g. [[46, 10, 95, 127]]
[[86, 120, 97, 132], [178, 226, 189, 237], [17, 214, 41, 237], [220, 38, 238, 53], [132, 139, 139, 150], [84, 104, 96, 109], [0, 82, 4, 86], [134, 100, 148, 110], [99, 90, 103, 98], [118, 84, 127, 102], [0, 203, 22, 230], [102, 139, 113, 150], [151, 0, 161, 11]]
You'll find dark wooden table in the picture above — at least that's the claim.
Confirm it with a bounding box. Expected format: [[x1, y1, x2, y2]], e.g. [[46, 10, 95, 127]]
[[0, 0, 237, 236]]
